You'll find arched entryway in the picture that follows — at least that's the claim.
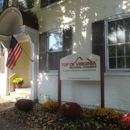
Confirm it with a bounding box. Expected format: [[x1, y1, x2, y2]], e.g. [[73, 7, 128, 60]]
[[0, 7, 39, 100]]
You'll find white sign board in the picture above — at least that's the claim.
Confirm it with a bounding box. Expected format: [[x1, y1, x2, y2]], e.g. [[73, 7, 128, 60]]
[[60, 53, 100, 81]]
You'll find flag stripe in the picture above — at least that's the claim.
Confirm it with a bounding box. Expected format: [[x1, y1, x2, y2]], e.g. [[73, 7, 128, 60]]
[[6, 36, 22, 70]]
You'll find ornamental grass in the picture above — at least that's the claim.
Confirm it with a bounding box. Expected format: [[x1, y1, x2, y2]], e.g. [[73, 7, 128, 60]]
[[92, 108, 119, 123], [42, 101, 59, 112]]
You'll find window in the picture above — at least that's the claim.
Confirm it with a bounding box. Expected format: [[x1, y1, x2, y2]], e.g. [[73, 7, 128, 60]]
[[11, 0, 34, 10], [0, 0, 9, 12], [92, 16, 130, 72], [41, 0, 65, 8], [0, 0, 4, 12], [107, 18, 130, 69], [39, 27, 72, 72]]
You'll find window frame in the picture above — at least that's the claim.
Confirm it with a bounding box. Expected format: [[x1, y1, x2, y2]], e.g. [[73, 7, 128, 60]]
[[105, 14, 130, 72], [39, 27, 72, 73], [46, 29, 63, 72]]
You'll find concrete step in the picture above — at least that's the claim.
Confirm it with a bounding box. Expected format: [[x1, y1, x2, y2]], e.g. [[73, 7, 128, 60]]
[[1, 96, 21, 102], [15, 88, 30, 94], [1, 88, 31, 102], [10, 92, 30, 98]]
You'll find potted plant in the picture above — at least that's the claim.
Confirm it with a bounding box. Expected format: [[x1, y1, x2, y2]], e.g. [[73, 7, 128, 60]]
[[12, 78, 24, 88]]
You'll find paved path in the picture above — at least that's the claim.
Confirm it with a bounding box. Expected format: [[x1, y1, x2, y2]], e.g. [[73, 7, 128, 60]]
[[0, 98, 29, 130], [0, 98, 15, 111]]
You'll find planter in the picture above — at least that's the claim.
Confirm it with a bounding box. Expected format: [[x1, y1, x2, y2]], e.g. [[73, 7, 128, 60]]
[[15, 84, 22, 88]]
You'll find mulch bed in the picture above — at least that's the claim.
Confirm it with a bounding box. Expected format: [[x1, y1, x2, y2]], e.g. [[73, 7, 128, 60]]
[[0, 102, 121, 130]]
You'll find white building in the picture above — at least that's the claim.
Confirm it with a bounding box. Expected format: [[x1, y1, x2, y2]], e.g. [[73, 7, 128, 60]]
[[1, 0, 130, 112]]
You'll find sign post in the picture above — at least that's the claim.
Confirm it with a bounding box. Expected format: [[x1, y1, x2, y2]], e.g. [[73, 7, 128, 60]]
[[100, 52, 104, 108], [58, 53, 104, 108]]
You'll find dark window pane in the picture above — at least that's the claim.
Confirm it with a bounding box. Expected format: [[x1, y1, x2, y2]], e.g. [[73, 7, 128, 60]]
[[28, 0, 34, 9], [117, 45, 124, 56], [126, 44, 130, 56], [41, 0, 48, 8], [49, 52, 61, 70], [50, 0, 60, 4], [12, 0, 18, 7], [117, 30, 125, 43], [108, 21, 116, 33], [116, 20, 124, 31], [109, 46, 116, 57], [117, 57, 124, 68], [109, 58, 116, 69], [108, 32, 116, 44], [0, 0, 4, 12], [126, 57, 130, 68], [124, 18, 130, 30]]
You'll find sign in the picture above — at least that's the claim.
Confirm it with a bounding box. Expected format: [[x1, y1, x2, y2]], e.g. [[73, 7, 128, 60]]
[[60, 53, 100, 81]]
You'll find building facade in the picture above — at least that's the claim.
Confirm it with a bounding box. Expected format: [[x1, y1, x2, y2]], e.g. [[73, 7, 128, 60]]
[[31, 0, 130, 112]]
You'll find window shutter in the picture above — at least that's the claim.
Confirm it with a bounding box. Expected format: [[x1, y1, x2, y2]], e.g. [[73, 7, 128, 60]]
[[63, 27, 72, 57], [92, 20, 105, 71], [0, 49, 5, 73], [39, 32, 47, 72], [92, 20, 104, 55]]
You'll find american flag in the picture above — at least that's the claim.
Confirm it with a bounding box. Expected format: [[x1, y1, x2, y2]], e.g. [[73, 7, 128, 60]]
[[6, 36, 22, 70]]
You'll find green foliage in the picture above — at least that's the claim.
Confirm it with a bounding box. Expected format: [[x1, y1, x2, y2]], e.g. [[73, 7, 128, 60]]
[[59, 102, 83, 119], [15, 99, 33, 112], [12, 78, 24, 84], [42, 101, 59, 112], [92, 108, 119, 123]]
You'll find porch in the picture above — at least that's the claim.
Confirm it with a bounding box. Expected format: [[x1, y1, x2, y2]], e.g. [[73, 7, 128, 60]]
[[0, 87, 31, 102]]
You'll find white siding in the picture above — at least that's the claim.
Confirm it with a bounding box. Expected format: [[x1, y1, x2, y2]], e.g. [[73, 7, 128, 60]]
[[35, 0, 130, 111]]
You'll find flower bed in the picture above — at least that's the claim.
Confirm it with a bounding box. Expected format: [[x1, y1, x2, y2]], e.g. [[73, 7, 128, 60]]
[[0, 102, 129, 130]]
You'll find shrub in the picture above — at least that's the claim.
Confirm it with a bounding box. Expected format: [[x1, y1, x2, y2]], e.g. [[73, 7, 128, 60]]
[[15, 99, 33, 112], [12, 78, 24, 84], [59, 102, 83, 119], [92, 108, 119, 123], [42, 101, 59, 112], [120, 113, 130, 130]]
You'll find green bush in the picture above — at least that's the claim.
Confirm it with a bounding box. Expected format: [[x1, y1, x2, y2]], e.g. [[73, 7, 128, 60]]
[[15, 99, 34, 112], [59, 102, 83, 119], [92, 108, 119, 123]]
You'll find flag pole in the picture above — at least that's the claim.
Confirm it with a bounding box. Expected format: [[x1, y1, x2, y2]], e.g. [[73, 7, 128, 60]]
[[22, 47, 33, 62]]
